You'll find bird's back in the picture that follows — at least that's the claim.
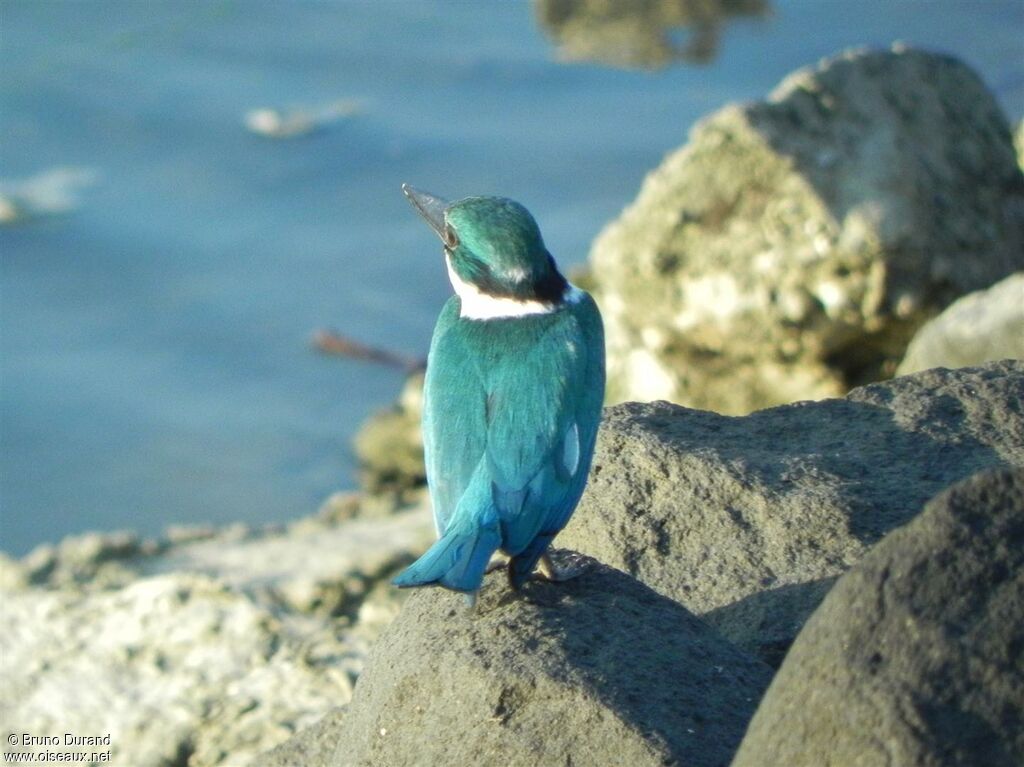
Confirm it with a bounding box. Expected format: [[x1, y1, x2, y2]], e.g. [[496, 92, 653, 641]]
[[422, 290, 604, 560]]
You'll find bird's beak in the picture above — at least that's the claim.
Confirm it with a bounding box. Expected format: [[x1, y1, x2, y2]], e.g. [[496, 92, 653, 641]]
[[402, 184, 449, 242]]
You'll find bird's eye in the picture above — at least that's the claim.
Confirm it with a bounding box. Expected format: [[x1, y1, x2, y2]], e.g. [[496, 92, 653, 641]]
[[444, 226, 459, 250]]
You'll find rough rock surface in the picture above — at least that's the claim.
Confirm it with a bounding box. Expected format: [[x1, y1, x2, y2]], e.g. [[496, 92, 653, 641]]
[[256, 709, 348, 767], [257, 557, 773, 767], [897, 271, 1024, 374], [559, 361, 1024, 665], [732, 467, 1024, 767], [0, 503, 434, 767], [589, 46, 1024, 412]]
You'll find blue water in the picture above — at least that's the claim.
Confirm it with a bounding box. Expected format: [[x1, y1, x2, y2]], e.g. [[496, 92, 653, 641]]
[[2, 1, 1022, 555]]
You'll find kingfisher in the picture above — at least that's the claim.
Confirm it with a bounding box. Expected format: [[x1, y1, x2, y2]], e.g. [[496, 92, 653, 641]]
[[392, 185, 605, 607]]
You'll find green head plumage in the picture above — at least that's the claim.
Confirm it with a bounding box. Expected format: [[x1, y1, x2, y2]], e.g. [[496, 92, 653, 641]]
[[403, 185, 568, 303]]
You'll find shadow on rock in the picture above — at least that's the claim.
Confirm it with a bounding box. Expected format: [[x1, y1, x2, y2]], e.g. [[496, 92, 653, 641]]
[[732, 467, 1024, 766], [702, 576, 837, 668], [560, 362, 1024, 666], [259, 556, 772, 767]]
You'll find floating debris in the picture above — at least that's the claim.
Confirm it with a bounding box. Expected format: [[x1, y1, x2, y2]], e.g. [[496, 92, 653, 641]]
[[243, 99, 361, 139], [311, 328, 423, 373], [0, 196, 22, 225], [0, 166, 98, 225]]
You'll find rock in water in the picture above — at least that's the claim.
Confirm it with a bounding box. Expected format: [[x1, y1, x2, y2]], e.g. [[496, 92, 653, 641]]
[[590, 45, 1024, 412], [353, 371, 427, 501], [1015, 118, 1024, 170], [732, 467, 1024, 767], [533, 0, 770, 70], [559, 361, 1024, 666], [897, 272, 1024, 374], [259, 558, 773, 767]]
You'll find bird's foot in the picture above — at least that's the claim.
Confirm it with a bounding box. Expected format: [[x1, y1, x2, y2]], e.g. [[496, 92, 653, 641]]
[[485, 555, 510, 574], [463, 591, 479, 610], [537, 553, 586, 583]]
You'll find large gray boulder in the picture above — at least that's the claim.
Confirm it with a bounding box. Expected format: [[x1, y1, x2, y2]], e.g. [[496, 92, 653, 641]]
[[259, 558, 773, 767], [559, 361, 1024, 665], [897, 271, 1024, 374], [590, 46, 1024, 412], [732, 467, 1024, 767]]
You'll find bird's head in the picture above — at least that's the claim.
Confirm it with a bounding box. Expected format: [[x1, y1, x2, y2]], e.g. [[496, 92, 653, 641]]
[[402, 185, 568, 312]]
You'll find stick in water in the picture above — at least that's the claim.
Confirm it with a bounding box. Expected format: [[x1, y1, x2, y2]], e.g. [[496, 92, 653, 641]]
[[311, 329, 424, 373]]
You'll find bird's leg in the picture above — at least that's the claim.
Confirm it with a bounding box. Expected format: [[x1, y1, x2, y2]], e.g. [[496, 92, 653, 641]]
[[463, 591, 478, 610], [537, 553, 585, 583]]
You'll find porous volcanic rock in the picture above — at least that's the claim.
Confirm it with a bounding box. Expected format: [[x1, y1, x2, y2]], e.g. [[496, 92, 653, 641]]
[[559, 361, 1024, 665], [590, 45, 1024, 412], [732, 467, 1024, 767], [258, 557, 773, 767]]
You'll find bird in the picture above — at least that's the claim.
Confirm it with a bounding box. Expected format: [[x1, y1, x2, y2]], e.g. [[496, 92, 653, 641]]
[[392, 185, 605, 608]]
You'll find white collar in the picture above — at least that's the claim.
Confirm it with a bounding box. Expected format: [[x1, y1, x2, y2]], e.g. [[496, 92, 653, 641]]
[[446, 256, 581, 320]]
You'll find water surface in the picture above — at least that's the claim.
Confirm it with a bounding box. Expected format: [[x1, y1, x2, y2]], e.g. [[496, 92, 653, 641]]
[[2, 0, 1022, 554]]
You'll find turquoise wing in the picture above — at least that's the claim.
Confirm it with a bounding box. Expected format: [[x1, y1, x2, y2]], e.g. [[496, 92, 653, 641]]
[[422, 296, 488, 536]]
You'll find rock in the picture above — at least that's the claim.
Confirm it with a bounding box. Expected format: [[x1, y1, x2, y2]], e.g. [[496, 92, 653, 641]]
[[559, 360, 1024, 665], [20, 530, 159, 590], [897, 271, 1024, 374], [1, 503, 435, 767], [312, 491, 364, 525], [732, 467, 1024, 767], [256, 709, 348, 767], [144, 506, 433, 618], [1015, 118, 1024, 170], [352, 371, 427, 501], [0, 573, 345, 767], [534, 0, 769, 70], [258, 556, 773, 767], [0, 552, 28, 591], [590, 46, 1024, 413]]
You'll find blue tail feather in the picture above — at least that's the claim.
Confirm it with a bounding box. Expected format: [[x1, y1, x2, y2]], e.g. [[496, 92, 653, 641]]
[[392, 522, 501, 593]]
